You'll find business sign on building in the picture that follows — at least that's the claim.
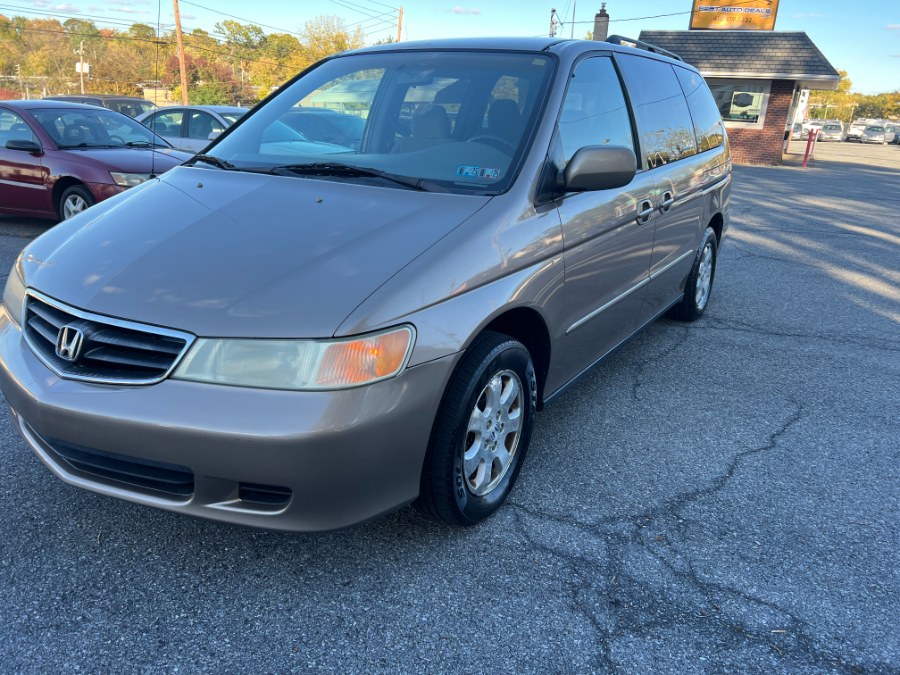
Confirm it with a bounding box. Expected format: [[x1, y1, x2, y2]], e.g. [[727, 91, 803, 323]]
[[689, 0, 779, 30]]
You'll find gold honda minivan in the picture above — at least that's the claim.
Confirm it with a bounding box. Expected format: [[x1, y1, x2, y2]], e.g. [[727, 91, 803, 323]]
[[0, 36, 730, 530]]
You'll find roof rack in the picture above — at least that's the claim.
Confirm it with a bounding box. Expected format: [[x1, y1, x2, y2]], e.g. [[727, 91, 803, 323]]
[[605, 35, 683, 62]]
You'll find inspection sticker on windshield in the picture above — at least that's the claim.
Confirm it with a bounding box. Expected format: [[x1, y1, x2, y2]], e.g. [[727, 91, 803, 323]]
[[456, 165, 501, 180]]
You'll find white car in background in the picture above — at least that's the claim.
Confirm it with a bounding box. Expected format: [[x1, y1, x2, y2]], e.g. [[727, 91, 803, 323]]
[[136, 105, 247, 153], [846, 120, 871, 142], [819, 123, 845, 142]]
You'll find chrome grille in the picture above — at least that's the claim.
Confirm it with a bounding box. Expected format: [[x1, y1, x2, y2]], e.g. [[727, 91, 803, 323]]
[[23, 291, 194, 385]]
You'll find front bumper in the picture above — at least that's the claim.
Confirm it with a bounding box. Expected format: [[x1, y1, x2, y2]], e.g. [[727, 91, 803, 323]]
[[0, 309, 457, 531], [86, 182, 127, 203]]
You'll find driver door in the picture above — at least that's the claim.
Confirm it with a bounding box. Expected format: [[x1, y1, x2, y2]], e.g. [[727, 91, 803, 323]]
[[553, 55, 657, 384], [0, 110, 48, 215]]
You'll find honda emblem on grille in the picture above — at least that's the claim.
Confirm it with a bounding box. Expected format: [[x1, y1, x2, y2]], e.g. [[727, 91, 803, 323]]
[[55, 325, 85, 362]]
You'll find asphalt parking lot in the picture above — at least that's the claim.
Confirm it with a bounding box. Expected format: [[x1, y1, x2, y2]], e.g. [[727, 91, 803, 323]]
[[0, 141, 897, 672]]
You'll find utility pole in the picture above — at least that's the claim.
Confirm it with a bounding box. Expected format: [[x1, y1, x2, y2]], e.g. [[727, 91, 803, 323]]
[[78, 40, 85, 94], [570, 0, 576, 38], [396, 5, 403, 42], [549, 8, 556, 37], [173, 0, 189, 105]]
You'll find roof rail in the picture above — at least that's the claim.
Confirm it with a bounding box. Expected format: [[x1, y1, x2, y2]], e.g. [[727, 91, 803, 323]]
[[605, 35, 683, 62]]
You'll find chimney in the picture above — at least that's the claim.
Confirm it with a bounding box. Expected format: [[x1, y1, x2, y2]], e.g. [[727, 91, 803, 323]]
[[592, 3, 609, 41]]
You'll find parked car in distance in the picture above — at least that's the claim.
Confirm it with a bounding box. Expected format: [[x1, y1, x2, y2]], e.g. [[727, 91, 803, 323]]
[[802, 119, 825, 134], [136, 105, 247, 153], [861, 124, 893, 144], [791, 122, 807, 140], [0, 100, 190, 220], [887, 123, 900, 144], [819, 123, 844, 142], [0, 37, 731, 532], [277, 108, 366, 150], [43, 95, 157, 118], [844, 122, 867, 141]]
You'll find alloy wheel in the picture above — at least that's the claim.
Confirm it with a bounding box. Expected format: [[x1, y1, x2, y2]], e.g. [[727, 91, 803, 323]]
[[463, 369, 523, 496]]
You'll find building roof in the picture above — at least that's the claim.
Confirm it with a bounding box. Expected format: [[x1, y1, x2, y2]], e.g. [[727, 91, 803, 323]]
[[638, 31, 840, 89]]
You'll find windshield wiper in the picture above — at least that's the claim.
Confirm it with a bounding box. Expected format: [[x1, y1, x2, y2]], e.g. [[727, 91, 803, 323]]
[[124, 140, 167, 148], [57, 143, 118, 149], [189, 154, 237, 170], [269, 162, 428, 191]]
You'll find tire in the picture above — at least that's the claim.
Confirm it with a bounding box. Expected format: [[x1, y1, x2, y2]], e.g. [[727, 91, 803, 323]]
[[58, 184, 94, 221], [417, 331, 537, 527], [669, 226, 718, 322]]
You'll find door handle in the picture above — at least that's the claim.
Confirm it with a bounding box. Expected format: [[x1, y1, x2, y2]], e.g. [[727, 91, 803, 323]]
[[660, 191, 674, 213], [637, 199, 654, 225]]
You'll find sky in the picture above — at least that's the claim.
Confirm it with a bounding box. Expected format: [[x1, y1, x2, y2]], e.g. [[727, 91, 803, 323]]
[[9, 0, 900, 94]]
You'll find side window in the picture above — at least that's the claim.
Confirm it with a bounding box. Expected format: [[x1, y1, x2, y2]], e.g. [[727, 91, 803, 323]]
[[188, 111, 223, 140], [615, 54, 697, 168], [675, 67, 725, 151], [0, 111, 38, 145], [149, 111, 184, 136], [557, 56, 634, 165]]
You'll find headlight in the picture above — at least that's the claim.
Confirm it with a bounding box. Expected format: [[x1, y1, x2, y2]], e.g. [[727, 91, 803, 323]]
[[172, 325, 415, 390], [2, 256, 26, 327], [110, 172, 152, 188]]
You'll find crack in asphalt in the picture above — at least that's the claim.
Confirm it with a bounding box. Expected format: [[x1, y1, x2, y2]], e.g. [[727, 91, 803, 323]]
[[725, 242, 849, 275], [701, 316, 900, 354], [508, 400, 883, 670], [630, 325, 692, 403]]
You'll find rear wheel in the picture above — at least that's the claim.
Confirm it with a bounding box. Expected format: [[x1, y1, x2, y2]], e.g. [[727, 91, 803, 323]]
[[58, 184, 94, 221], [417, 331, 537, 526], [669, 227, 718, 322]]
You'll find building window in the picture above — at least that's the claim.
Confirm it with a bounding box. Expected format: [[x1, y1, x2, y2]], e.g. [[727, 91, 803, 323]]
[[707, 80, 771, 128]]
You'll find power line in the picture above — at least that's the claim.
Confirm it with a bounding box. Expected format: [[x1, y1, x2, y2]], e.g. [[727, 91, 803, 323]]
[[0, 2, 145, 29], [178, 0, 305, 38], [12, 25, 294, 74]]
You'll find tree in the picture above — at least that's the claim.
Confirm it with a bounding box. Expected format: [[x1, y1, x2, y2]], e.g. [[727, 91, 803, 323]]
[[248, 32, 301, 99], [215, 19, 266, 100], [300, 16, 364, 67], [807, 70, 857, 122]]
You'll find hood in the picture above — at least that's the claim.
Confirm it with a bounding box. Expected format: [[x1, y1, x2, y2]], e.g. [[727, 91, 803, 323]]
[[57, 146, 191, 173], [21, 165, 490, 338]]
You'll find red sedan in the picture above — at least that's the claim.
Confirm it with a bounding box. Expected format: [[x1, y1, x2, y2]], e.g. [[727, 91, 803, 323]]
[[0, 100, 191, 221]]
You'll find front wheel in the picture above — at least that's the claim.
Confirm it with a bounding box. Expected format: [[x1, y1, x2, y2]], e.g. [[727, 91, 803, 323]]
[[417, 331, 537, 527], [669, 227, 718, 322], [58, 184, 95, 221]]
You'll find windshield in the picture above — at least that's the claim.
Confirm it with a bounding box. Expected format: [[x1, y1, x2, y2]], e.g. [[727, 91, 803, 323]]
[[222, 111, 247, 125], [32, 108, 169, 149], [205, 50, 556, 194], [824, 125, 841, 131], [108, 100, 156, 117], [866, 126, 884, 132]]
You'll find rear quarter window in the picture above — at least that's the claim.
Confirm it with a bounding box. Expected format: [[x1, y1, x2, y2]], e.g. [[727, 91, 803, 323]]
[[674, 66, 725, 152], [615, 54, 697, 168]]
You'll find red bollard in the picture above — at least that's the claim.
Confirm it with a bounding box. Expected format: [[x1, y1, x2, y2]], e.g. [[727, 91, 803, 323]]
[[802, 128, 819, 168]]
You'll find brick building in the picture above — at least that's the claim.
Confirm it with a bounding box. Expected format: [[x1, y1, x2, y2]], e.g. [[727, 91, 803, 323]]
[[638, 31, 840, 165]]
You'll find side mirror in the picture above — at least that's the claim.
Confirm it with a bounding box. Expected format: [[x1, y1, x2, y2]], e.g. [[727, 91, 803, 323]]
[[207, 131, 221, 141], [564, 146, 636, 192], [5, 139, 42, 154]]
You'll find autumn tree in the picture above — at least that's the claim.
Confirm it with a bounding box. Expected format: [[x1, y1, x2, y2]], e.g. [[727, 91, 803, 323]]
[[249, 32, 303, 99], [807, 70, 858, 122], [299, 16, 364, 68]]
